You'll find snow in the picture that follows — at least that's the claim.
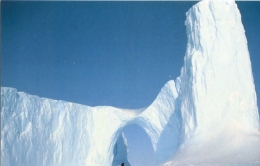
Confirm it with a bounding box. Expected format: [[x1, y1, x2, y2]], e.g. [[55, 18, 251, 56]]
[[1, 0, 260, 165]]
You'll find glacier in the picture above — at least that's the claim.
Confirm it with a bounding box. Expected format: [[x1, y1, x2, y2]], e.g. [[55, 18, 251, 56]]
[[1, 0, 260, 166]]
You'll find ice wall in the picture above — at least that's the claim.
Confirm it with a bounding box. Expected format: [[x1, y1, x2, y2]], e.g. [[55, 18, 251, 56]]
[[1, 80, 180, 166], [179, 0, 259, 140], [160, 0, 260, 165], [1, 88, 93, 166]]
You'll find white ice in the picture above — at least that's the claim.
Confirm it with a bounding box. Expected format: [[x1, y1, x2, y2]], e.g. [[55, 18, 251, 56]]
[[1, 0, 260, 165]]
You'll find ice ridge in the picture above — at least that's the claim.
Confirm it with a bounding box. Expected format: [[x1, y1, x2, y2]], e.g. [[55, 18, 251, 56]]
[[1, 80, 180, 166]]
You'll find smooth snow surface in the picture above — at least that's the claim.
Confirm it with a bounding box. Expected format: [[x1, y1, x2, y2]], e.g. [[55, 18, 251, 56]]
[[1, 0, 260, 166]]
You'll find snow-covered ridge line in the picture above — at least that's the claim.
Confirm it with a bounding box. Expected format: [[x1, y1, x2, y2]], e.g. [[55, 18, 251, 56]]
[[1, 80, 180, 166]]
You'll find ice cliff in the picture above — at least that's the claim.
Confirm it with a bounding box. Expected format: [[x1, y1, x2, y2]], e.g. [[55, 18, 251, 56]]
[[1, 81, 181, 166], [162, 0, 260, 165], [179, 0, 259, 140], [1, 0, 260, 165]]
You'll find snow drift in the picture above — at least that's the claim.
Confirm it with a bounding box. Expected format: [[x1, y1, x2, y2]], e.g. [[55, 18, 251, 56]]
[[1, 0, 260, 165]]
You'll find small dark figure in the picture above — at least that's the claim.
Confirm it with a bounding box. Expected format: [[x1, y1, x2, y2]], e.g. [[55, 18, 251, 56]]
[[121, 163, 124, 166]]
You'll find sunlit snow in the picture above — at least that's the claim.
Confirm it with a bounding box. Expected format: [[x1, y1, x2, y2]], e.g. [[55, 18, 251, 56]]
[[1, 0, 260, 166]]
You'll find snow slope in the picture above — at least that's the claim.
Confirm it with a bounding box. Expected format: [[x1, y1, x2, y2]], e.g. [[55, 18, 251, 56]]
[[1, 0, 260, 165]]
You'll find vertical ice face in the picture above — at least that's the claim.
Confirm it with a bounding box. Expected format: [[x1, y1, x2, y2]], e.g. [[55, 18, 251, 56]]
[[112, 133, 130, 166], [1, 80, 180, 166], [1, 87, 93, 166], [179, 0, 259, 139]]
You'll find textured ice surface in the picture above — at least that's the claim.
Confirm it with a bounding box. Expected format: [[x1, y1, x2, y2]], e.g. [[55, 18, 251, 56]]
[[1, 80, 180, 166], [180, 0, 259, 137], [1, 0, 260, 165], [162, 0, 260, 165]]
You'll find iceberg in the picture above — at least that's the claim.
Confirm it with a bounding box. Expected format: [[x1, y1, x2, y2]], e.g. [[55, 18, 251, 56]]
[[1, 81, 180, 166], [162, 0, 260, 165], [180, 0, 259, 137], [1, 0, 260, 166]]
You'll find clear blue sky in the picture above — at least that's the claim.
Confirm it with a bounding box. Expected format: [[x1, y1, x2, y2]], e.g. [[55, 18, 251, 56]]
[[2, 2, 259, 110], [2, 2, 260, 166], [2, 1, 195, 109]]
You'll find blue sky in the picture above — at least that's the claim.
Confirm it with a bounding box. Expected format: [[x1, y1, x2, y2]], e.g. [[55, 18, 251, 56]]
[[2, 1, 195, 109], [2, 1, 260, 166], [2, 2, 260, 110]]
